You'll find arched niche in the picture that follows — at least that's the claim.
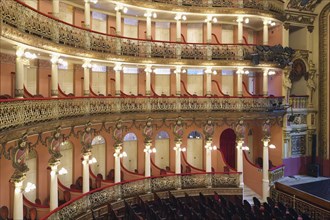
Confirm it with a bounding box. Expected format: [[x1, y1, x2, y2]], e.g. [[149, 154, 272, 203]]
[[187, 131, 203, 169], [58, 141, 73, 188], [155, 131, 170, 169], [123, 133, 138, 172], [91, 135, 106, 178], [24, 149, 37, 202], [219, 128, 236, 169]]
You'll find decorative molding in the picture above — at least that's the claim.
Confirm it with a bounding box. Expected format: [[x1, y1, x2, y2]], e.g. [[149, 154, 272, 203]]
[[318, 3, 330, 159], [287, 0, 322, 12], [285, 11, 316, 25]]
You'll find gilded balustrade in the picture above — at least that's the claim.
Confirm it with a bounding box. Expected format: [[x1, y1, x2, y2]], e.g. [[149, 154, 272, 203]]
[[271, 187, 330, 220], [289, 96, 309, 109], [0, 96, 284, 131], [46, 172, 240, 220], [1, 0, 285, 63], [268, 165, 285, 186]]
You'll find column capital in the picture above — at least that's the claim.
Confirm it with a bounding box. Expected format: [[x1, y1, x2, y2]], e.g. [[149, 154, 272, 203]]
[[82, 60, 92, 69], [144, 65, 153, 73], [16, 47, 25, 58], [113, 63, 122, 71]]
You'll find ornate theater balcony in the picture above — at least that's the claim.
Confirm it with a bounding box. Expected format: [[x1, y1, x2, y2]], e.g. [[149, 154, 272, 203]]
[[0, 0, 291, 67], [0, 96, 284, 132]]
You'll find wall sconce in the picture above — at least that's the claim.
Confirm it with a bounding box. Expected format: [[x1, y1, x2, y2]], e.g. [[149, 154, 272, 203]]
[[113, 63, 123, 71], [269, 144, 276, 149], [174, 66, 186, 74], [174, 14, 186, 21], [89, 157, 97, 164], [90, 0, 98, 4], [205, 145, 217, 151], [113, 151, 127, 158], [205, 15, 217, 23], [24, 52, 37, 59], [24, 182, 36, 193], [144, 11, 157, 18], [173, 146, 186, 152], [144, 147, 156, 153], [268, 70, 276, 75], [51, 167, 68, 176], [237, 145, 250, 151], [205, 67, 217, 75], [144, 65, 154, 73], [236, 68, 249, 75], [115, 4, 128, 13]]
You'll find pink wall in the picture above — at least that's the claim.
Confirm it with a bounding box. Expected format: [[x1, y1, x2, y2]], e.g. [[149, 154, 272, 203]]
[[170, 71, 176, 96], [268, 25, 283, 46], [73, 8, 84, 28], [74, 65, 83, 96], [268, 71, 282, 96], [138, 21, 146, 39], [38, 0, 52, 15], [37, 60, 51, 97], [0, 61, 15, 96]]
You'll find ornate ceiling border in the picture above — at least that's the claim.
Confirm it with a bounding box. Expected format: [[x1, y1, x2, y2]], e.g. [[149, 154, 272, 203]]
[[319, 3, 330, 159]]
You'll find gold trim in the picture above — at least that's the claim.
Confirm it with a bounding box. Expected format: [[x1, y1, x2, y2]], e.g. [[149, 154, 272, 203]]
[[319, 3, 330, 158]]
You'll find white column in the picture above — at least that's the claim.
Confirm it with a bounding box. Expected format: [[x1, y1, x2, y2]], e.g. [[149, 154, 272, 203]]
[[146, 14, 152, 40], [282, 23, 289, 48], [82, 154, 90, 193], [237, 17, 243, 44], [144, 145, 151, 177], [13, 181, 24, 220], [237, 72, 243, 97], [206, 21, 212, 43], [15, 47, 25, 98], [262, 139, 270, 201], [50, 165, 59, 210], [176, 18, 182, 58], [175, 67, 181, 96], [84, 0, 91, 29], [114, 64, 122, 96], [263, 69, 268, 96], [51, 55, 59, 97], [205, 144, 212, 172], [176, 19, 181, 42], [116, 10, 122, 35], [83, 61, 91, 96], [263, 20, 269, 45], [175, 142, 181, 174], [236, 141, 244, 187], [114, 148, 121, 183], [145, 66, 151, 96], [52, 0, 60, 18], [206, 69, 212, 96]]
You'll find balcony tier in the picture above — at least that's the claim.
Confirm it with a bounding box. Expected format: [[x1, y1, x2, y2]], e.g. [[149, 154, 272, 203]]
[[0, 96, 284, 134], [0, 0, 288, 67]]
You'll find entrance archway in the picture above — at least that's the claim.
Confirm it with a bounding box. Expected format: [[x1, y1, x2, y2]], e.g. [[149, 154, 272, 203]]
[[220, 128, 236, 169]]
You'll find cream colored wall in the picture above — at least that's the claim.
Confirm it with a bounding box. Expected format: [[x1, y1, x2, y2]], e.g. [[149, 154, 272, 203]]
[[91, 144, 106, 177], [58, 141, 73, 188], [155, 74, 170, 95], [123, 140, 138, 172], [187, 75, 204, 96], [155, 139, 170, 169], [123, 73, 138, 95], [187, 139, 203, 169]]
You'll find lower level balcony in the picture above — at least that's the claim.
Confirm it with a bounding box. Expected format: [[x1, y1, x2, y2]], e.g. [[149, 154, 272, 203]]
[[0, 96, 284, 131]]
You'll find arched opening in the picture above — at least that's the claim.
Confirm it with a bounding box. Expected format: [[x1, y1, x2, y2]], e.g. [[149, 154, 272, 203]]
[[58, 141, 73, 188], [123, 133, 138, 172], [155, 131, 170, 169], [187, 131, 203, 169], [24, 149, 37, 202], [91, 135, 106, 178], [220, 128, 236, 169]]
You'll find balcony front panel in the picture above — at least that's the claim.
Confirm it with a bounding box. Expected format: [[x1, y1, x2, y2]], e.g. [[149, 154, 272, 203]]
[[0, 96, 284, 132]]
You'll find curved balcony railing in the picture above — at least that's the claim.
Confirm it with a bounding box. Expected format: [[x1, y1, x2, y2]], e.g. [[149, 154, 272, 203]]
[[43, 172, 240, 220], [121, 0, 284, 14], [0, 96, 284, 131], [0, 0, 290, 65]]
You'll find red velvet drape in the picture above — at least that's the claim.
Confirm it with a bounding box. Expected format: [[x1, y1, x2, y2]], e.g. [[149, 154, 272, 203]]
[[220, 129, 236, 169]]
